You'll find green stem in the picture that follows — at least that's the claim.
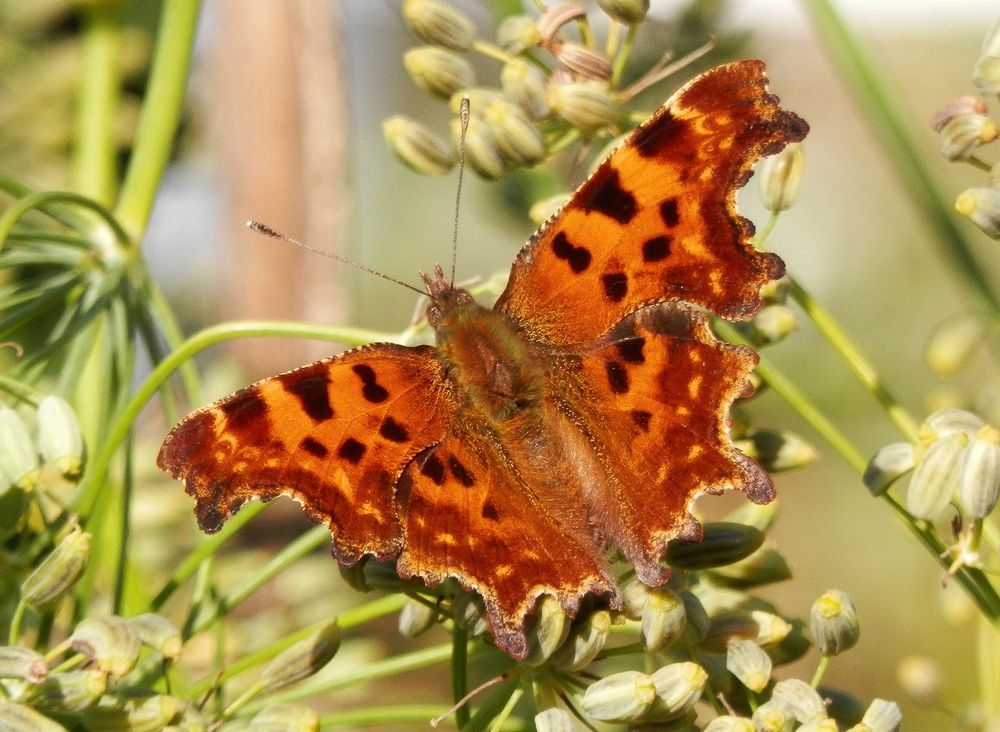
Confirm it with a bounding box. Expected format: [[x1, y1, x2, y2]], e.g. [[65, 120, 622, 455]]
[[114, 0, 202, 243], [75, 7, 123, 205], [247, 641, 479, 711], [716, 324, 1000, 622], [786, 275, 921, 443], [452, 623, 471, 728], [610, 23, 638, 86], [810, 655, 831, 688], [111, 435, 133, 615], [186, 595, 406, 696], [800, 0, 1000, 314], [0, 191, 130, 254], [73, 319, 396, 519], [320, 705, 461, 728], [8, 600, 27, 646], [186, 525, 331, 637]]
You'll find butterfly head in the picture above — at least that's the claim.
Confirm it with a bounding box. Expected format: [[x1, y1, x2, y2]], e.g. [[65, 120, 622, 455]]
[[420, 264, 476, 329]]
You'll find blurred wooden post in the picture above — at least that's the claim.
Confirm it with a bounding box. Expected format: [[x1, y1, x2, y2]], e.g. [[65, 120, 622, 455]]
[[211, 0, 348, 377]]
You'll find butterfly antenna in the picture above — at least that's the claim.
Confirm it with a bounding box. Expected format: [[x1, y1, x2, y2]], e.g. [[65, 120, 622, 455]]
[[450, 96, 471, 288], [246, 221, 426, 297]]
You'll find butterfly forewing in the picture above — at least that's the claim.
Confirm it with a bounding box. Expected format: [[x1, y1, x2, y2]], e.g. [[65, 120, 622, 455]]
[[496, 60, 808, 345], [157, 344, 455, 562]]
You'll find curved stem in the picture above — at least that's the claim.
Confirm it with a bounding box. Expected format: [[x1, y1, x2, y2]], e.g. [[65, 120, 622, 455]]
[[800, 0, 1000, 314], [75, 6, 123, 205], [114, 0, 202, 243], [0, 191, 130, 255]]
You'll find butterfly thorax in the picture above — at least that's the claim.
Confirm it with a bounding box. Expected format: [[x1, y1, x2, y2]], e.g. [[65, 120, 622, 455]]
[[424, 274, 544, 426]]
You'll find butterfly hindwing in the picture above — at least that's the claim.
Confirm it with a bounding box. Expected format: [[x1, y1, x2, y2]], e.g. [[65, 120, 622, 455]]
[[496, 60, 808, 345], [157, 344, 455, 563]]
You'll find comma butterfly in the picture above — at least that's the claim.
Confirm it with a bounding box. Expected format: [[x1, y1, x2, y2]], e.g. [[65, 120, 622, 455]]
[[158, 60, 808, 658]]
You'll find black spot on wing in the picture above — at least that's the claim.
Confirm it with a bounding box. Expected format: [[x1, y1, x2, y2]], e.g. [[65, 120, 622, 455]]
[[601, 272, 628, 302], [632, 110, 686, 159], [482, 501, 499, 521], [300, 436, 328, 458], [605, 361, 629, 395], [631, 409, 652, 432], [351, 364, 389, 403], [448, 455, 475, 487], [616, 337, 645, 364], [221, 387, 268, 431], [379, 416, 409, 443], [642, 236, 671, 262], [660, 198, 680, 227], [337, 437, 366, 464], [581, 167, 638, 224], [420, 453, 446, 485], [282, 372, 334, 422], [551, 232, 591, 274]]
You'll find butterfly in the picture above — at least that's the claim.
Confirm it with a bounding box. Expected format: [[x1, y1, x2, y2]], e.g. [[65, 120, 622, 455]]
[[158, 60, 808, 659]]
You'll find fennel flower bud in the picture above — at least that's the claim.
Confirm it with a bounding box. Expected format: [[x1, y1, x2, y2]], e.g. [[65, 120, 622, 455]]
[[958, 425, 1000, 518], [666, 522, 765, 570], [973, 18, 1000, 94], [259, 622, 340, 693], [0, 408, 40, 491], [580, 670, 656, 723], [403, 46, 474, 99], [726, 639, 772, 693], [401, 0, 475, 51], [809, 589, 860, 656], [771, 678, 828, 724], [548, 80, 618, 134], [938, 113, 998, 160], [863, 442, 916, 496], [500, 57, 549, 119], [758, 143, 804, 211], [550, 609, 611, 671], [496, 15, 540, 54], [0, 701, 68, 731], [640, 587, 686, 651], [382, 115, 455, 176], [646, 661, 707, 721], [70, 615, 141, 680], [956, 187, 1000, 239], [21, 526, 91, 608], [525, 595, 570, 666], [597, 0, 650, 24]]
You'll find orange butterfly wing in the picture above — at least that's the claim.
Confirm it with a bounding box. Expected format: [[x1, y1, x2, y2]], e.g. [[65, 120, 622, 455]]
[[157, 345, 454, 563], [496, 60, 807, 344]]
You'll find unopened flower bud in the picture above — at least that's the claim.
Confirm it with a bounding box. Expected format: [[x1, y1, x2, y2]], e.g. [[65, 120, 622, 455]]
[[501, 58, 549, 119], [452, 590, 489, 636], [550, 609, 611, 671], [483, 99, 545, 166], [534, 707, 574, 732], [938, 114, 998, 160], [896, 655, 942, 706], [666, 522, 765, 570], [249, 703, 320, 731], [597, 0, 650, 24], [753, 699, 796, 732], [525, 595, 570, 665], [383, 115, 455, 176], [726, 639, 772, 692], [737, 304, 797, 347], [529, 193, 571, 225], [404, 46, 474, 99], [705, 716, 755, 732], [772, 678, 827, 723], [0, 408, 39, 490], [549, 80, 618, 134], [958, 426, 1000, 517], [864, 442, 916, 496], [931, 96, 988, 131], [647, 662, 707, 721], [398, 598, 438, 638], [81, 694, 182, 730], [580, 670, 656, 723], [38, 670, 107, 712], [640, 587, 685, 651], [735, 429, 818, 473], [451, 115, 505, 180], [401, 0, 475, 51], [908, 435, 964, 520], [926, 314, 987, 375], [126, 613, 182, 659], [956, 187, 1000, 239], [496, 15, 540, 54], [707, 545, 792, 588], [260, 622, 340, 693], [70, 615, 141, 680], [553, 42, 612, 80], [0, 646, 48, 684], [36, 396, 84, 479], [0, 701, 67, 731], [21, 526, 91, 607], [848, 698, 902, 732], [926, 408, 985, 436], [974, 18, 1000, 94], [759, 143, 804, 212], [680, 591, 710, 647], [767, 617, 812, 666], [810, 589, 860, 656], [752, 610, 794, 645]]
